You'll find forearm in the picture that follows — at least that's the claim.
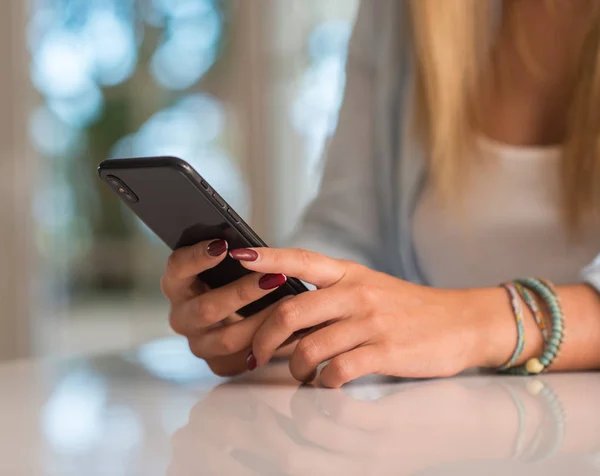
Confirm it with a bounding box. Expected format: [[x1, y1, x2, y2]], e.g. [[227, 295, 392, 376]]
[[464, 284, 600, 371]]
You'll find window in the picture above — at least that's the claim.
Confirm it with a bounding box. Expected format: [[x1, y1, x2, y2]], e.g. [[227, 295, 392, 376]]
[[22, 0, 358, 357]]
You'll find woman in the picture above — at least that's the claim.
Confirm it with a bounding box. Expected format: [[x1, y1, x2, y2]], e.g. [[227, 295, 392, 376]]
[[162, 0, 600, 387]]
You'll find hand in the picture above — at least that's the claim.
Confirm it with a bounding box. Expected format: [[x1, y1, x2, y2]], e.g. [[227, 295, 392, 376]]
[[288, 379, 529, 473], [161, 239, 292, 378], [230, 247, 504, 387], [168, 365, 574, 476], [168, 363, 362, 476]]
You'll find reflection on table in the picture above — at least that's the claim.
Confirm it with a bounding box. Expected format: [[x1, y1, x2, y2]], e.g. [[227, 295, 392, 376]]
[[1, 336, 599, 475]]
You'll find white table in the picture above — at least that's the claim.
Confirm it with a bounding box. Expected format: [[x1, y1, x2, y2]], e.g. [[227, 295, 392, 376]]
[[1, 336, 599, 475]]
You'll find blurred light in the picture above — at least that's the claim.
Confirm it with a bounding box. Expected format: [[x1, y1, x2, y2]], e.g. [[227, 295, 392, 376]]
[[34, 177, 76, 232], [29, 106, 80, 157], [42, 368, 107, 454], [103, 406, 143, 452], [166, 7, 221, 48], [47, 84, 104, 127], [150, 39, 217, 90], [291, 20, 352, 176], [31, 30, 94, 98], [308, 20, 352, 62], [141, 1, 166, 28], [109, 134, 136, 158], [135, 336, 216, 383], [134, 109, 199, 156], [27, 7, 58, 53], [132, 93, 224, 153], [175, 93, 225, 142], [292, 58, 346, 139], [124, 93, 250, 218], [153, 0, 215, 19], [161, 394, 204, 435], [83, 9, 138, 86], [149, 3, 221, 90]]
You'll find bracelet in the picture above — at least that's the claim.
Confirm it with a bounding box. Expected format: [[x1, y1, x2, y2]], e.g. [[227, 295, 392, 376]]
[[513, 282, 549, 342], [499, 382, 527, 459], [519, 379, 566, 462], [498, 283, 526, 371], [508, 278, 564, 375]]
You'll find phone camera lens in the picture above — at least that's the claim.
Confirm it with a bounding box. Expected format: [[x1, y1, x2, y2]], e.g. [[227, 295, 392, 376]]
[[105, 175, 139, 203]]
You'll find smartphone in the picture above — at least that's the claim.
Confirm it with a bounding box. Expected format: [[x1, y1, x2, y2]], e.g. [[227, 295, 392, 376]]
[[97, 156, 308, 317]]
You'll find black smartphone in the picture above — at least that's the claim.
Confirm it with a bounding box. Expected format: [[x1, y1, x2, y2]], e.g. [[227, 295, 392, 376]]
[[97, 156, 308, 317]]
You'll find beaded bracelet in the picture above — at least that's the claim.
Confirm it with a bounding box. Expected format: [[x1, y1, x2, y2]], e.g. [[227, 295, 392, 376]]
[[498, 283, 526, 371], [507, 278, 564, 375], [500, 382, 527, 459], [521, 379, 566, 462], [513, 282, 549, 342]]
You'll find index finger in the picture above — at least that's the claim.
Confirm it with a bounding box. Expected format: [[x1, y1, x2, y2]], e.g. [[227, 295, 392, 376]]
[[229, 247, 347, 289], [161, 239, 229, 302]]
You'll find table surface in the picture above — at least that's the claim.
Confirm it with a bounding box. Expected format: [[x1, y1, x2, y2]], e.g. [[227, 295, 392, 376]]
[[1, 336, 599, 476]]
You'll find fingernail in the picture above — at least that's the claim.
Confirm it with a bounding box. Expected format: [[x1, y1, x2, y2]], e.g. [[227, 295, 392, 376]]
[[247, 352, 257, 371], [207, 239, 228, 257], [230, 248, 259, 262], [258, 273, 287, 290]]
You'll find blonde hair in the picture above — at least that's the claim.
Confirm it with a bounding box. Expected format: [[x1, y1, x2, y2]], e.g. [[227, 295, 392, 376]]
[[409, 0, 600, 229]]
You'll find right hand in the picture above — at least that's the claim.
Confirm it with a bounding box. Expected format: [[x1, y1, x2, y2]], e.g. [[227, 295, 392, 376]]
[[161, 239, 290, 377]]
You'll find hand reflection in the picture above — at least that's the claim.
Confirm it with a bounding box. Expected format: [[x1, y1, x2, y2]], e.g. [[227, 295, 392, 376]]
[[168, 368, 600, 476]]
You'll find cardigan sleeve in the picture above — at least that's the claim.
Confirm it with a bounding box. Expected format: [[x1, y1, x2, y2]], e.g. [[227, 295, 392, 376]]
[[286, 1, 391, 269]]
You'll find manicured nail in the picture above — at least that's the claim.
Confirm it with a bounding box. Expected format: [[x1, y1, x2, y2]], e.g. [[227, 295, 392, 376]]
[[259, 273, 287, 290], [230, 248, 259, 262], [247, 352, 257, 371], [207, 239, 228, 257]]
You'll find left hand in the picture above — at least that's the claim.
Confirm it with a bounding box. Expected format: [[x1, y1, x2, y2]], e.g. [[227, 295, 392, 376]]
[[230, 247, 501, 388]]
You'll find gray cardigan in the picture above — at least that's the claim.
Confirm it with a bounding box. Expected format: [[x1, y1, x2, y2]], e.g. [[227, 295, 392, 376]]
[[290, 0, 600, 291]]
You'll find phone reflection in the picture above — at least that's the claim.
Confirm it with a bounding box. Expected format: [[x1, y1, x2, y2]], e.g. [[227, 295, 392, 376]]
[[167, 365, 600, 476]]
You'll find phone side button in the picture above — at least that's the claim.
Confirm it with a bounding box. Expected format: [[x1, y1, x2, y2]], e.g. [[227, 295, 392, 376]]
[[227, 208, 241, 223], [200, 180, 210, 191], [212, 192, 225, 207]]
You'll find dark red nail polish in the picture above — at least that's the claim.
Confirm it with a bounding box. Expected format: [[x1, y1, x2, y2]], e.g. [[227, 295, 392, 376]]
[[230, 248, 259, 262], [247, 352, 257, 371], [259, 273, 287, 290], [207, 239, 227, 257]]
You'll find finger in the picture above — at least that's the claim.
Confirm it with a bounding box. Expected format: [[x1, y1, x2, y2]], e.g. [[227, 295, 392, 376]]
[[190, 388, 331, 475], [229, 247, 347, 289], [191, 312, 268, 359], [289, 319, 368, 383], [169, 272, 287, 335], [319, 380, 463, 431], [289, 388, 376, 455], [199, 395, 361, 476], [251, 288, 353, 366], [319, 345, 381, 389], [161, 239, 229, 302], [313, 388, 388, 432], [202, 350, 251, 376]]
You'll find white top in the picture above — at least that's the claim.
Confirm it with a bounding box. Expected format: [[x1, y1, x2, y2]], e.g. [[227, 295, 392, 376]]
[[288, 0, 600, 292], [413, 137, 600, 289], [2, 336, 600, 475]]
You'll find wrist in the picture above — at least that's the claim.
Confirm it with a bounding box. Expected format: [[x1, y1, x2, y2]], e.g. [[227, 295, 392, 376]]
[[455, 287, 519, 369]]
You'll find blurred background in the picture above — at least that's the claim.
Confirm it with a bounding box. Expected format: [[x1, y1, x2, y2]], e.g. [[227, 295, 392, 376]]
[[0, 0, 358, 362]]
